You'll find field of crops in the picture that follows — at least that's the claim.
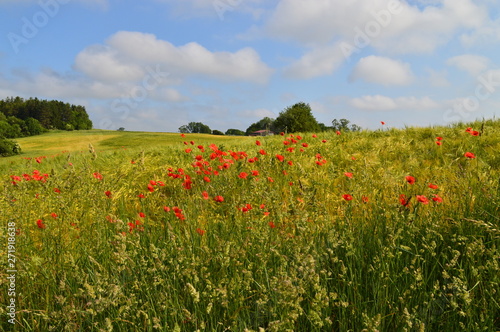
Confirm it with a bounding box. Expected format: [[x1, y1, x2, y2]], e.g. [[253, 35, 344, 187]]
[[1, 121, 499, 331]]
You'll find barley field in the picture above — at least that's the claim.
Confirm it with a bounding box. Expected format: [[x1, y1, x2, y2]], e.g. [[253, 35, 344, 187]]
[[1, 121, 499, 331]]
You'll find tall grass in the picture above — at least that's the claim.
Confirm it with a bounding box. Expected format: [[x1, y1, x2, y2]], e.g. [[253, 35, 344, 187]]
[[1, 120, 499, 331]]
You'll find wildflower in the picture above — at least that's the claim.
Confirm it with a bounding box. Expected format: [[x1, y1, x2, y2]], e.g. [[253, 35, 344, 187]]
[[256, 140, 261, 146], [105, 190, 112, 197], [54, 188, 61, 193], [138, 193, 145, 198], [381, 121, 385, 125], [268, 221, 276, 228], [416, 195, 429, 204], [470, 130, 480, 136], [428, 183, 438, 189], [464, 152, 476, 159], [276, 154, 285, 162], [302, 143, 308, 148], [185, 148, 192, 153], [436, 136, 443, 141], [93, 172, 103, 180], [287, 161, 293, 166], [214, 195, 224, 203], [399, 194, 410, 206], [405, 176, 416, 184], [139, 212, 146, 218], [196, 228, 206, 236], [203, 176, 211, 182], [436, 141, 442, 146], [148, 184, 155, 192], [202, 191, 209, 200], [342, 194, 353, 201], [312, 134, 317, 138], [432, 194, 443, 203], [344, 172, 353, 178], [163, 206, 171, 212], [267, 177, 274, 182], [362, 196, 369, 203], [251, 170, 259, 176], [51, 213, 58, 219], [322, 139, 327, 143], [259, 149, 267, 155], [37, 219, 46, 229], [238, 172, 248, 179], [336, 131, 341, 135]]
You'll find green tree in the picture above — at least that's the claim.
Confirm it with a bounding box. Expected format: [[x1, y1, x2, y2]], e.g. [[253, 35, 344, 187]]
[[212, 129, 224, 135], [23, 117, 45, 136], [0, 138, 21, 156], [179, 122, 212, 134], [331, 118, 362, 132], [273, 102, 320, 133], [225, 128, 245, 136], [245, 117, 275, 135]]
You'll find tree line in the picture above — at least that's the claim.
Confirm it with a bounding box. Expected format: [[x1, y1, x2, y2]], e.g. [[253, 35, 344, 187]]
[[179, 102, 361, 136], [0, 96, 93, 156]]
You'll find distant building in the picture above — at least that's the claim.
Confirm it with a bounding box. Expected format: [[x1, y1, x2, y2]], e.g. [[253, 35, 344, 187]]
[[248, 129, 275, 136]]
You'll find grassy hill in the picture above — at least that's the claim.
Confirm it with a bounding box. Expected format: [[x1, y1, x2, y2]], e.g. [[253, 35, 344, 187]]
[[1, 121, 499, 331]]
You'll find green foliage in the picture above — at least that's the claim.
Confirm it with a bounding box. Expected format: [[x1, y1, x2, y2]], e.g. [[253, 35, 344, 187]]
[[273, 102, 320, 133], [0, 138, 21, 156], [332, 118, 362, 132], [179, 122, 212, 134], [245, 116, 274, 135], [212, 129, 224, 135], [0, 96, 92, 134], [225, 128, 245, 136], [23, 117, 46, 136]]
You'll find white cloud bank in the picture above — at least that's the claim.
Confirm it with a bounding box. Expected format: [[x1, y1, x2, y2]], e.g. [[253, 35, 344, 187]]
[[349, 55, 414, 86]]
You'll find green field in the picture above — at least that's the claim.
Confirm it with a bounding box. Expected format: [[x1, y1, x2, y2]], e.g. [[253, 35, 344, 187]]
[[1, 121, 499, 331]]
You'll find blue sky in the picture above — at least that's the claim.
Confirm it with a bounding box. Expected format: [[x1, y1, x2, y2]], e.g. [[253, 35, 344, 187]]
[[1, 0, 500, 133]]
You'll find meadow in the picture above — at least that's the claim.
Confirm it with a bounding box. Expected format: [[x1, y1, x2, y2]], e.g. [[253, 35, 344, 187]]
[[1, 121, 499, 331]]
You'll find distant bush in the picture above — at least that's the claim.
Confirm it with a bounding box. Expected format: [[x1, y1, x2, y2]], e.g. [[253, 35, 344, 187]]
[[0, 138, 21, 156], [212, 130, 224, 135]]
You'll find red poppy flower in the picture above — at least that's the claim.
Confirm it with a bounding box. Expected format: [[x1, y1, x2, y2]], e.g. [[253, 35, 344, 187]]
[[37, 219, 46, 229], [399, 194, 410, 206], [432, 194, 443, 203], [163, 206, 171, 212], [259, 149, 267, 155], [185, 148, 192, 153], [470, 130, 480, 136], [380, 121, 385, 125], [464, 152, 476, 159], [312, 134, 317, 138], [105, 190, 112, 197], [202, 191, 209, 200], [214, 195, 224, 202], [344, 172, 353, 178], [302, 143, 308, 147], [322, 139, 327, 143], [148, 184, 155, 192], [51, 212, 58, 219], [405, 176, 416, 184], [196, 228, 206, 236], [138, 193, 145, 198], [362, 196, 369, 203], [238, 172, 248, 179], [436, 141, 442, 146], [93, 172, 103, 180], [276, 154, 285, 162], [139, 212, 146, 218], [336, 131, 341, 135], [256, 140, 261, 146], [251, 170, 259, 176], [436, 137, 443, 141], [287, 161, 293, 166], [428, 183, 438, 189], [342, 194, 353, 201], [203, 176, 211, 182], [416, 195, 429, 204], [267, 177, 274, 182], [181, 133, 185, 137], [54, 188, 61, 193], [268, 221, 276, 228]]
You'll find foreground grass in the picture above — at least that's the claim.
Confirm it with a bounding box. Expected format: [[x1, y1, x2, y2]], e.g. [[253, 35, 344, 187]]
[[1, 121, 499, 331]]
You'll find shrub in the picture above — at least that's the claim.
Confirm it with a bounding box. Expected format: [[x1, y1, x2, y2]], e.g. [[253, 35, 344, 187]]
[[0, 138, 21, 156]]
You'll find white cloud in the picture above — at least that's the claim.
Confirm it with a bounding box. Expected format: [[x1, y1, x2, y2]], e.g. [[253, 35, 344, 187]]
[[283, 43, 347, 79], [426, 68, 450, 87], [74, 31, 273, 84], [350, 56, 414, 86], [261, 0, 490, 53], [350, 95, 440, 111], [446, 54, 491, 76]]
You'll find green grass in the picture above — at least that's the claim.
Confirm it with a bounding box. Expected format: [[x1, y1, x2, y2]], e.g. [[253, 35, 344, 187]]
[[1, 121, 499, 331]]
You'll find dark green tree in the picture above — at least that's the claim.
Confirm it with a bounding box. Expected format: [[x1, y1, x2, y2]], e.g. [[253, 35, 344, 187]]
[[273, 102, 320, 133], [22, 117, 45, 136], [245, 117, 275, 135], [179, 122, 212, 134], [212, 129, 224, 135], [225, 128, 245, 136], [331, 118, 362, 132]]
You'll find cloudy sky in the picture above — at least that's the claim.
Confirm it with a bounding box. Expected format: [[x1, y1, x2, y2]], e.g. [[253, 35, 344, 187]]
[[1, 0, 500, 133]]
